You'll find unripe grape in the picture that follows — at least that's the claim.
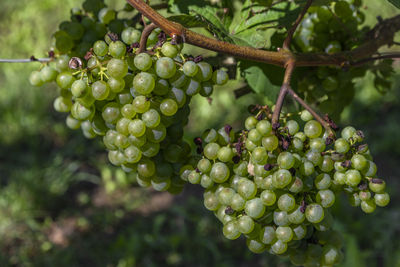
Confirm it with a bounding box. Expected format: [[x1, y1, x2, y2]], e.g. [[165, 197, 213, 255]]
[[210, 162, 230, 183], [305, 203, 324, 223], [304, 120, 323, 138], [247, 239, 266, 254], [374, 192, 390, 207], [361, 199, 376, 213], [245, 198, 265, 219]]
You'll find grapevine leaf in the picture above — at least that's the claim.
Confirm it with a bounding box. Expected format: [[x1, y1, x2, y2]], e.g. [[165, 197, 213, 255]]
[[240, 60, 284, 101], [188, 5, 233, 42], [387, 0, 400, 9], [167, 0, 208, 14], [168, 15, 210, 28]]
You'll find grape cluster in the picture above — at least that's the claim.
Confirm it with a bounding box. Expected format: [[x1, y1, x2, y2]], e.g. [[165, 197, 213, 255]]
[[29, 0, 228, 194], [184, 107, 389, 266], [286, 0, 370, 119]]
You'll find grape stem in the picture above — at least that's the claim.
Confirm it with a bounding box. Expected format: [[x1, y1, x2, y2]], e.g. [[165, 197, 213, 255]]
[[0, 58, 51, 63], [137, 22, 157, 53], [282, 0, 313, 50], [126, 0, 400, 67]]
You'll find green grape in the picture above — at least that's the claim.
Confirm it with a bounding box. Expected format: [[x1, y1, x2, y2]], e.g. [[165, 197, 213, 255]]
[[248, 129, 262, 143], [184, 78, 201, 96], [341, 126, 356, 141], [260, 226, 276, 245], [137, 159, 156, 178], [169, 87, 187, 107], [275, 226, 293, 242], [56, 72, 75, 89], [121, 27, 141, 45], [71, 80, 87, 98], [245, 116, 258, 130], [271, 239, 287, 255], [121, 103, 136, 119], [182, 61, 198, 77], [133, 72, 155, 95], [204, 192, 220, 211], [72, 101, 94, 120], [351, 154, 368, 171], [155, 57, 176, 79], [359, 191, 371, 201], [238, 179, 257, 200], [212, 69, 229, 85], [91, 80, 110, 100], [309, 138, 326, 152], [108, 77, 125, 93], [146, 123, 166, 143], [262, 135, 279, 151], [109, 40, 126, 58], [55, 55, 70, 71], [363, 161, 377, 176], [333, 171, 346, 185], [188, 170, 201, 184], [277, 193, 296, 212], [54, 31, 73, 53], [374, 192, 390, 207], [169, 70, 189, 88], [321, 245, 340, 265], [345, 169, 361, 187], [255, 120, 272, 136], [305, 203, 324, 223], [161, 42, 179, 58], [93, 40, 108, 56], [115, 133, 129, 148], [124, 145, 142, 163], [107, 58, 128, 79], [349, 192, 361, 207], [369, 180, 385, 193], [289, 177, 303, 193], [300, 160, 315, 176], [273, 169, 292, 189], [315, 173, 331, 190], [134, 53, 152, 71], [273, 211, 289, 226], [40, 66, 58, 83], [153, 79, 170, 96], [288, 205, 305, 224], [316, 189, 335, 208], [210, 162, 230, 183], [285, 120, 299, 135], [334, 138, 350, 153], [204, 143, 220, 160], [128, 119, 146, 137], [66, 115, 81, 130], [141, 109, 160, 128], [151, 179, 171, 192], [116, 117, 131, 135], [238, 215, 255, 234], [304, 120, 323, 138], [129, 134, 146, 147], [53, 96, 72, 112], [306, 150, 322, 166], [231, 193, 245, 211], [247, 239, 266, 254], [300, 110, 313, 122], [200, 81, 213, 97], [141, 141, 160, 157], [277, 152, 295, 169], [252, 147, 268, 164], [245, 198, 265, 219], [217, 146, 234, 162], [361, 199, 376, 213], [218, 188, 235, 205], [195, 62, 213, 81], [132, 95, 150, 113]]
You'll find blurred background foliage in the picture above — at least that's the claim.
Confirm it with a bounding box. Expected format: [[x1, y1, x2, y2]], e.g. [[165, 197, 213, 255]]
[[0, 0, 399, 266]]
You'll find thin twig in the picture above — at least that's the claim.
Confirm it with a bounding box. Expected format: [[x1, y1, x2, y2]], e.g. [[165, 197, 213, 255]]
[[0, 58, 51, 63], [137, 22, 157, 53], [283, 0, 313, 50], [350, 52, 400, 66], [126, 0, 400, 68], [271, 61, 295, 128], [286, 87, 333, 135]]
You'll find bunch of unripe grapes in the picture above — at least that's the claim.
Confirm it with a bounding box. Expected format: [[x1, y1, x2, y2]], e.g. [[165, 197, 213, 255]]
[[182, 107, 389, 266], [291, 0, 372, 118], [29, 1, 228, 194]]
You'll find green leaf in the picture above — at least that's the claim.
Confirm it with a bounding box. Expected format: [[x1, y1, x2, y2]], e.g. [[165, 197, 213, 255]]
[[387, 0, 400, 8], [240, 60, 284, 101], [168, 15, 209, 28], [168, 0, 208, 14]]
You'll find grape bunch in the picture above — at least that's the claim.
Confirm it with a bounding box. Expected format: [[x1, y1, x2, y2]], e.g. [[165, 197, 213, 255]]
[[29, 0, 228, 194], [184, 106, 389, 266]]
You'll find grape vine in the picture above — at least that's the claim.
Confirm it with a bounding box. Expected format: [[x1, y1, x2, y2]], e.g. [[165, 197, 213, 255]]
[[13, 0, 399, 265]]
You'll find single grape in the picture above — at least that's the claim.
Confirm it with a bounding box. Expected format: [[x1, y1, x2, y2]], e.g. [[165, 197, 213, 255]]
[[93, 40, 108, 56], [107, 58, 128, 79], [142, 108, 160, 128], [374, 192, 390, 207], [212, 69, 229, 85], [238, 179, 257, 200], [277, 152, 295, 169], [40, 66, 58, 83], [210, 162, 230, 183], [237, 215, 255, 234], [246, 239, 266, 254], [245, 198, 265, 219], [223, 220, 241, 240], [304, 120, 323, 138], [133, 72, 155, 95], [277, 193, 296, 212], [262, 135, 279, 151], [109, 40, 126, 58], [161, 42, 179, 58], [121, 27, 141, 45], [271, 239, 287, 254], [275, 226, 293, 242], [316, 189, 335, 208], [155, 57, 176, 79], [305, 203, 324, 223], [345, 169, 362, 187], [91, 80, 110, 100], [182, 61, 198, 77], [361, 199, 376, 213]]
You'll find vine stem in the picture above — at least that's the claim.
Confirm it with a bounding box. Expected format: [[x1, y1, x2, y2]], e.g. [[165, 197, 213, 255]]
[[137, 22, 157, 53], [282, 0, 313, 50], [0, 58, 51, 63], [286, 87, 333, 135], [271, 61, 295, 128], [126, 0, 400, 67]]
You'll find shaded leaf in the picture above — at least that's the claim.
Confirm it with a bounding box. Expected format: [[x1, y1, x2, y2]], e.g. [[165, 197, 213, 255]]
[[387, 0, 400, 9], [168, 15, 209, 28]]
